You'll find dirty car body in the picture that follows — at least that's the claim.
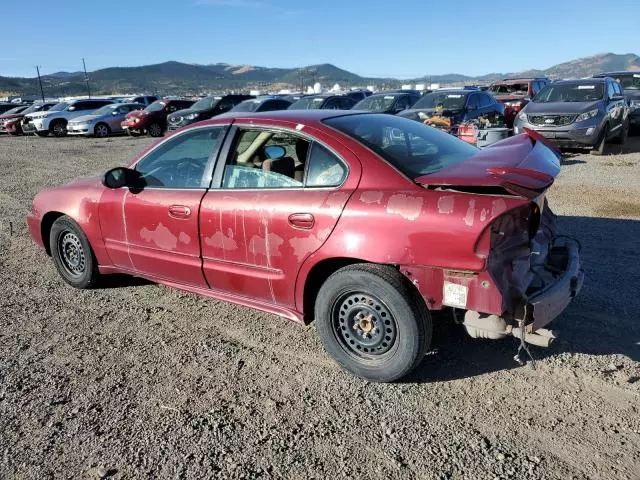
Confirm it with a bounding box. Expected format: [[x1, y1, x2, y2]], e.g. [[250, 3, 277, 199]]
[[27, 111, 583, 381]]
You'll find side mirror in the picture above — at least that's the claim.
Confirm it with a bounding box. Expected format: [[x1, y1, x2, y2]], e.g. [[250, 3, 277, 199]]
[[263, 145, 286, 160], [103, 167, 134, 189]]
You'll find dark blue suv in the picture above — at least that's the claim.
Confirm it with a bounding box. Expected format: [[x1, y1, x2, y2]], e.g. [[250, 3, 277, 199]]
[[397, 89, 504, 132]]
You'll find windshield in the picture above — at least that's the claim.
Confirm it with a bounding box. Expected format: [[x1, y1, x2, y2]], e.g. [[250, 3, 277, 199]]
[[145, 100, 165, 112], [3, 106, 28, 115], [612, 74, 640, 90], [49, 102, 68, 112], [324, 114, 478, 178], [354, 95, 398, 112], [288, 97, 325, 110], [412, 92, 467, 110], [534, 83, 604, 103], [489, 83, 529, 95], [192, 96, 221, 111], [231, 99, 262, 112], [92, 104, 119, 116]]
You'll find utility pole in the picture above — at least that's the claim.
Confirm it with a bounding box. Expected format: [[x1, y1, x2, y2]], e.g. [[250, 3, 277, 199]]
[[35, 66, 45, 101], [82, 58, 91, 98]]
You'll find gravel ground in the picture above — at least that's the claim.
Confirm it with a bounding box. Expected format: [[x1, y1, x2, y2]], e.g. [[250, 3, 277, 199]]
[[1, 133, 639, 480]]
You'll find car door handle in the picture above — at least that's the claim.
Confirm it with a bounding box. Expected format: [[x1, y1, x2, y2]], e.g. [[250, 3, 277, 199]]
[[288, 213, 315, 229], [168, 205, 191, 219]]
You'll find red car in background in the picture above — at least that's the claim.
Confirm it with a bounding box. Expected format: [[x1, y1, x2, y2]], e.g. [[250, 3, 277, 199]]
[[488, 78, 550, 127], [1, 102, 57, 135], [121, 98, 195, 137], [27, 110, 583, 382]]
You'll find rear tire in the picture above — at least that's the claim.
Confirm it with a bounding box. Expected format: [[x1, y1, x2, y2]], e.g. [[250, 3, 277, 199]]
[[51, 120, 68, 137], [94, 123, 111, 138], [49, 216, 99, 289], [315, 264, 432, 382], [148, 123, 163, 137], [590, 124, 609, 155]]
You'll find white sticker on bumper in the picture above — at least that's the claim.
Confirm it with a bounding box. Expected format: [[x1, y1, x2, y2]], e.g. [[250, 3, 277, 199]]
[[443, 282, 468, 308]]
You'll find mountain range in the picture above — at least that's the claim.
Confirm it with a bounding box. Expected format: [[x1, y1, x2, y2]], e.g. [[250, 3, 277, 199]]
[[1, 53, 639, 98]]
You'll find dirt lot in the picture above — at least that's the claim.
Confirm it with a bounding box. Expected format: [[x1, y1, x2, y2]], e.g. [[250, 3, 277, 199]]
[[1, 133, 639, 480]]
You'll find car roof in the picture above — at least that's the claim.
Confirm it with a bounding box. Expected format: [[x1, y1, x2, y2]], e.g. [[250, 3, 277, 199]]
[[552, 78, 607, 85], [593, 71, 639, 77], [493, 77, 547, 83], [199, 109, 366, 126]]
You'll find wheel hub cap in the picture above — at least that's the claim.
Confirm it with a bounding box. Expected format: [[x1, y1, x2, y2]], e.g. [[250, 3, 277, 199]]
[[59, 232, 85, 275], [334, 293, 397, 356]]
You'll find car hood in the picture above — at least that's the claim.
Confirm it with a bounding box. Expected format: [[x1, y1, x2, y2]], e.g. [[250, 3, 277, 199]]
[[70, 114, 102, 123], [0, 113, 24, 120], [524, 100, 602, 115], [414, 131, 561, 199], [169, 107, 202, 118]]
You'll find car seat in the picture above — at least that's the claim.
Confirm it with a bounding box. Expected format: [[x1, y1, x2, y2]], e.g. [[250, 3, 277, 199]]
[[263, 156, 295, 179]]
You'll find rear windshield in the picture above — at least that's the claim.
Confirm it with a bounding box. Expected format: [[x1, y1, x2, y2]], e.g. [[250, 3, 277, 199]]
[[488, 83, 529, 95], [288, 97, 325, 110], [534, 83, 604, 103], [412, 92, 467, 110], [354, 95, 398, 112], [324, 114, 478, 179]]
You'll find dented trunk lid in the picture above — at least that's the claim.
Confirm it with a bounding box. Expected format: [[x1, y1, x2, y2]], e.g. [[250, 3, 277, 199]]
[[415, 131, 561, 199]]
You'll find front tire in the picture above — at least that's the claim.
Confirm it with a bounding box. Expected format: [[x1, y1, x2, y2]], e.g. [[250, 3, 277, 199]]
[[94, 123, 111, 138], [315, 264, 432, 382], [612, 120, 629, 145], [51, 120, 68, 137], [148, 123, 163, 137], [49, 216, 99, 289], [590, 124, 609, 155]]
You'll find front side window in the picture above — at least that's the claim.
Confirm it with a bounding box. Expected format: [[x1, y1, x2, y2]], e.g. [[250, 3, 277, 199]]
[[324, 114, 477, 179], [607, 82, 616, 99], [135, 127, 224, 188]]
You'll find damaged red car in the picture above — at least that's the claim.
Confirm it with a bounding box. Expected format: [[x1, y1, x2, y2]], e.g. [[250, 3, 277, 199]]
[[27, 110, 583, 382]]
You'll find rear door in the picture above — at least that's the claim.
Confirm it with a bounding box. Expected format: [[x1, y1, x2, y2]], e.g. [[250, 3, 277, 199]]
[[606, 80, 623, 135], [199, 122, 360, 307]]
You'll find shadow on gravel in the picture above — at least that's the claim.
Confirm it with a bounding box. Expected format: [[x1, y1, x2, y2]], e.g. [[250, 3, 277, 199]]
[[99, 274, 153, 289], [407, 215, 640, 383]]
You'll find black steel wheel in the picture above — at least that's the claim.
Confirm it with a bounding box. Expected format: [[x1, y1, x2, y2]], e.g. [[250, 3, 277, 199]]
[[148, 123, 163, 137], [49, 216, 99, 289], [315, 264, 431, 382]]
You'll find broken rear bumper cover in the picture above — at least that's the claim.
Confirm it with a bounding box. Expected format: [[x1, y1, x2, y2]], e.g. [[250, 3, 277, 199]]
[[463, 236, 584, 346]]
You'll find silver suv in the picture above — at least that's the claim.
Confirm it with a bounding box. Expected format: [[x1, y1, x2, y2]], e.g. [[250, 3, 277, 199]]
[[514, 78, 629, 155], [23, 98, 114, 137]]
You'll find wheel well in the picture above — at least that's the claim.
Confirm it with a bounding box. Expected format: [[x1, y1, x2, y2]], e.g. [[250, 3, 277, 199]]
[[302, 257, 373, 323], [40, 211, 65, 255]]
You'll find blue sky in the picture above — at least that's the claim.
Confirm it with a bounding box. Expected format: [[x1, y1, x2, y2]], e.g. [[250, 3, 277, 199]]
[[2, 0, 639, 78]]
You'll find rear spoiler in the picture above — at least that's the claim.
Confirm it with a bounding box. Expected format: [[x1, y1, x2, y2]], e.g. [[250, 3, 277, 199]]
[[522, 127, 562, 157]]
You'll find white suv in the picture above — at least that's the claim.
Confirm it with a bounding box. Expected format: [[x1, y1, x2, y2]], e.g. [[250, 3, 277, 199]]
[[23, 99, 114, 137]]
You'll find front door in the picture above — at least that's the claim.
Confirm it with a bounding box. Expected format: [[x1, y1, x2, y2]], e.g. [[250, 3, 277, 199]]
[[199, 124, 358, 307], [99, 125, 227, 287]]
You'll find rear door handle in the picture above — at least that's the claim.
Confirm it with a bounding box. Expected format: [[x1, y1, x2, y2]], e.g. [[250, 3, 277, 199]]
[[288, 213, 315, 229], [168, 205, 191, 219]]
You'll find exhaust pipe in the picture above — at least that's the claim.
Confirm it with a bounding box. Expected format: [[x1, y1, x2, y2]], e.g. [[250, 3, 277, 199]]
[[463, 311, 556, 347]]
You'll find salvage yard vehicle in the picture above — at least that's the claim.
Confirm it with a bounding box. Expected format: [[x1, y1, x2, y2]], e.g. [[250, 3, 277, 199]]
[[22, 99, 115, 137], [288, 94, 358, 110], [121, 98, 194, 137], [115, 95, 158, 106], [1, 102, 57, 135], [593, 72, 640, 130], [488, 77, 550, 127], [352, 91, 421, 114], [27, 110, 583, 382], [229, 96, 293, 113], [514, 78, 629, 155], [167, 94, 253, 132], [67, 103, 145, 137], [397, 89, 505, 135], [0, 105, 30, 133]]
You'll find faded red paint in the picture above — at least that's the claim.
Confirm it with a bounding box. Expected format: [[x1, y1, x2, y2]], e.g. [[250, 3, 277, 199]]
[[27, 110, 576, 332]]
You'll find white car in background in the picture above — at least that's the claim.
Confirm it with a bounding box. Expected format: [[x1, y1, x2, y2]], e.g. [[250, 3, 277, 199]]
[[22, 99, 114, 137]]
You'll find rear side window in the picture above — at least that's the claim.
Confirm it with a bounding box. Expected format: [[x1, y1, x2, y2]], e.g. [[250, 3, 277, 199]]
[[306, 143, 347, 187]]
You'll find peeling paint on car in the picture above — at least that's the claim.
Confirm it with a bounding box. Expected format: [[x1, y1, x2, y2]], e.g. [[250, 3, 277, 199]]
[[480, 208, 488, 222], [359, 191, 383, 205], [205, 230, 238, 251], [464, 200, 476, 227], [437, 195, 454, 214], [249, 233, 284, 258], [386, 194, 423, 221], [140, 223, 178, 250], [178, 232, 191, 244], [491, 198, 508, 218]]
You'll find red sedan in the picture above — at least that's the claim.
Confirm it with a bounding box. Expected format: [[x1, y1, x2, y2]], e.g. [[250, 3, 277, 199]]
[[27, 110, 583, 382]]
